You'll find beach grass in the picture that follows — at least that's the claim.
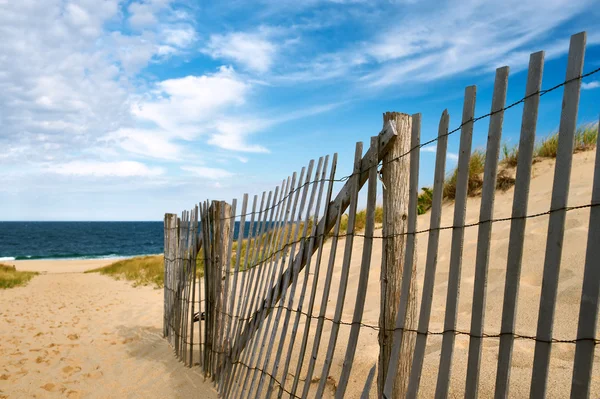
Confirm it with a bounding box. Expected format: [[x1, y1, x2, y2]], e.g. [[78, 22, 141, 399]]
[[87, 255, 166, 288], [0, 264, 38, 289]]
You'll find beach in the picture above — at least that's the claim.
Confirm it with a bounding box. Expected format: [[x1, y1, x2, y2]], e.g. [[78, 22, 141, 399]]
[[0, 260, 217, 399], [1, 151, 599, 398]]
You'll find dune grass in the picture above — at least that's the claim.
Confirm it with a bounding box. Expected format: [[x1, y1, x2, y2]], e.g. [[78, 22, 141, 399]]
[[87, 255, 166, 288], [0, 264, 38, 289], [443, 150, 486, 199]]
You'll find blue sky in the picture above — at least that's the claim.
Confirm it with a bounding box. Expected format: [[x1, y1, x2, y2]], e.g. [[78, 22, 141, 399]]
[[1, 0, 599, 221]]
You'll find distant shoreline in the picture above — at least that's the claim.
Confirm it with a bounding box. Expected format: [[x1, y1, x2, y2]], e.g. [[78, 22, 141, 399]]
[[0, 253, 161, 262]]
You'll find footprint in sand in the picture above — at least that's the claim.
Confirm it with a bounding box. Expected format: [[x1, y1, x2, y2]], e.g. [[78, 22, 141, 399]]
[[84, 370, 103, 380], [62, 365, 82, 377], [67, 334, 79, 341], [67, 390, 81, 399], [41, 383, 58, 392], [0, 374, 10, 381]]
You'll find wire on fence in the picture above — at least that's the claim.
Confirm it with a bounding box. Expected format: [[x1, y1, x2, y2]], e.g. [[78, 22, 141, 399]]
[[166, 202, 600, 275], [171, 201, 600, 343]]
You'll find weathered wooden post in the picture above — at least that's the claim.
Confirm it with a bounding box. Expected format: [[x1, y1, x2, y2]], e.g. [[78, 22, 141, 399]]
[[163, 213, 177, 339], [210, 200, 232, 378], [379, 112, 418, 397]]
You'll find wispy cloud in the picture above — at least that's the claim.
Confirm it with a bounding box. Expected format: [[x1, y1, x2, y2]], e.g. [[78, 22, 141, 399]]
[[582, 81, 600, 90], [52, 161, 164, 177], [181, 166, 234, 179], [204, 31, 277, 73], [421, 145, 458, 161]]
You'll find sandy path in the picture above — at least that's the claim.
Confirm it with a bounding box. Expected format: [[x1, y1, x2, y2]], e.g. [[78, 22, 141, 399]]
[[0, 271, 217, 399]]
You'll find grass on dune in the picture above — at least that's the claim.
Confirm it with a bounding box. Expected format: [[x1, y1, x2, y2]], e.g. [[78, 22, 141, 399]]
[[0, 264, 38, 289], [87, 255, 166, 288]]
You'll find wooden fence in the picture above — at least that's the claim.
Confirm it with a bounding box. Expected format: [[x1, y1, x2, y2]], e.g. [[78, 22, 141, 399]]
[[163, 31, 599, 398]]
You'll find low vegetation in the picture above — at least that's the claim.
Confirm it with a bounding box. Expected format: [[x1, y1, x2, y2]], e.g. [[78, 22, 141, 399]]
[[418, 123, 598, 212], [87, 255, 165, 288], [0, 264, 38, 289]]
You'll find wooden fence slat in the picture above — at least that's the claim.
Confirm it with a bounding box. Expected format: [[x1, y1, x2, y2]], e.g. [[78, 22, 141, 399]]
[[190, 205, 199, 367], [530, 31, 586, 399], [336, 136, 379, 398], [406, 110, 449, 398], [267, 158, 323, 398], [226, 194, 259, 361], [465, 65, 509, 398], [175, 213, 185, 359], [361, 365, 378, 399], [182, 210, 193, 365], [254, 163, 314, 399], [494, 51, 544, 399], [230, 175, 296, 398], [281, 155, 331, 398], [291, 153, 338, 398], [570, 119, 600, 398], [435, 85, 477, 399], [242, 170, 304, 399], [315, 142, 363, 398], [382, 113, 420, 398], [217, 194, 249, 394], [201, 201, 213, 374]]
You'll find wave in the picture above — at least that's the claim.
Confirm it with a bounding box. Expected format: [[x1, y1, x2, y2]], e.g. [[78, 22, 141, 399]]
[[4, 253, 160, 261]]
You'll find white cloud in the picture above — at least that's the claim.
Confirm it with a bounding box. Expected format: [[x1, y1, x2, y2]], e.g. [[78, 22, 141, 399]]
[[162, 26, 197, 48], [52, 161, 164, 177], [128, 0, 172, 29], [103, 128, 183, 160], [274, 0, 597, 88], [421, 145, 458, 161], [582, 81, 600, 90], [132, 66, 250, 137], [204, 32, 277, 73], [181, 166, 234, 179]]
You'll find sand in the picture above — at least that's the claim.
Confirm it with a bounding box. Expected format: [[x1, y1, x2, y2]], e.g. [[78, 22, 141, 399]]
[[0, 262, 217, 399], [246, 151, 600, 398], [1, 151, 599, 398]]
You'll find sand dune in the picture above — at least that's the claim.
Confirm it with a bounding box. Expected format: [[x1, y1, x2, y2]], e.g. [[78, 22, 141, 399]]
[[252, 150, 600, 398]]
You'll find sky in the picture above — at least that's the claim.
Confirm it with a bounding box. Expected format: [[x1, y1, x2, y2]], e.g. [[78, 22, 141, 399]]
[[1, 0, 599, 221]]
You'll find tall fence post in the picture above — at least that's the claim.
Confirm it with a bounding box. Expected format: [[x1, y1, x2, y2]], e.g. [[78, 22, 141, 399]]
[[163, 213, 177, 339], [210, 200, 232, 378], [379, 112, 417, 398]]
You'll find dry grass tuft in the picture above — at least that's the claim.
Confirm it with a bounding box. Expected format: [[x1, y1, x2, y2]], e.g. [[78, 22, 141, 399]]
[[86, 255, 165, 288], [0, 264, 38, 289], [495, 169, 516, 192], [443, 149, 485, 199]]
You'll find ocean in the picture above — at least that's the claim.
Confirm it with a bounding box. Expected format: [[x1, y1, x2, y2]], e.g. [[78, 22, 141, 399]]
[[0, 221, 262, 261]]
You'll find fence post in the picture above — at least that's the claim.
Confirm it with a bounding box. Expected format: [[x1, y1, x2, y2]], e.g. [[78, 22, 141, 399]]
[[210, 200, 232, 379], [379, 112, 417, 398], [163, 213, 177, 338]]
